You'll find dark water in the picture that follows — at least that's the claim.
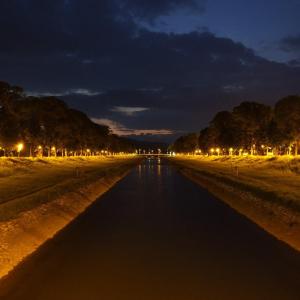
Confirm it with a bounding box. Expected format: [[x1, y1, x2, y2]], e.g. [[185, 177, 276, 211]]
[[1, 158, 300, 300]]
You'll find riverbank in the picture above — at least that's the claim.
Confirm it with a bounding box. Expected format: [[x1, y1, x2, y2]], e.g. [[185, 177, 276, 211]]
[[169, 155, 300, 252], [0, 156, 139, 278]]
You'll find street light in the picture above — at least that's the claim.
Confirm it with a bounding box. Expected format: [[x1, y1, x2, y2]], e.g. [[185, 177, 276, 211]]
[[51, 146, 57, 157], [37, 145, 43, 157], [17, 143, 24, 157]]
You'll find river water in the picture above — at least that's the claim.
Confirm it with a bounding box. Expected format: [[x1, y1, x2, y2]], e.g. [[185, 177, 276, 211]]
[[0, 157, 300, 300]]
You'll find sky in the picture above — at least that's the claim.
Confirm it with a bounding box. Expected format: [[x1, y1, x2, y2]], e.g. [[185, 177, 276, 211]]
[[0, 0, 300, 142]]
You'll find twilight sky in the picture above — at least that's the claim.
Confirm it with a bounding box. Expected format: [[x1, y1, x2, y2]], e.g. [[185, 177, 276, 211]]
[[1, 0, 300, 142]]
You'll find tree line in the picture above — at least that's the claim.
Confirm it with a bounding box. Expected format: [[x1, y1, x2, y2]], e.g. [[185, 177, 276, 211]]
[[0, 81, 135, 157], [171, 95, 300, 156]]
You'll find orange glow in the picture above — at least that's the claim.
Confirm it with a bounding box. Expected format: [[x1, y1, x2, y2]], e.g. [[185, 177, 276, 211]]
[[17, 143, 24, 152]]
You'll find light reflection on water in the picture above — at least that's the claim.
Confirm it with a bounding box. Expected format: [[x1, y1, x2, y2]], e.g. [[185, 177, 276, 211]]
[[139, 156, 163, 178], [158, 160, 161, 177]]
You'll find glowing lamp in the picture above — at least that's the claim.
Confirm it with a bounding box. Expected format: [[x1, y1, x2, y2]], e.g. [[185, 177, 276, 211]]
[[17, 143, 24, 152]]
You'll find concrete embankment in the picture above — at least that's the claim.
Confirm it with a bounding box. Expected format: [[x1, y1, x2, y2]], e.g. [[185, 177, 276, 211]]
[[0, 157, 138, 279], [169, 156, 300, 252]]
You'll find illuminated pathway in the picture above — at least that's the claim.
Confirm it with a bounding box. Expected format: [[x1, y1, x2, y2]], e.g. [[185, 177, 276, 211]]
[[1, 158, 300, 300]]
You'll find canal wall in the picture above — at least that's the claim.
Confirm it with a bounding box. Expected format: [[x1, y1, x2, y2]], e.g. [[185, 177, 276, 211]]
[[0, 165, 133, 279], [171, 157, 300, 253]]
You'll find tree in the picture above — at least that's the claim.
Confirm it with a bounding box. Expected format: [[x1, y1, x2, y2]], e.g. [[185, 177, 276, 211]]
[[274, 95, 300, 155], [0, 81, 24, 116], [198, 127, 217, 152], [171, 133, 199, 153], [0, 81, 25, 152], [0, 82, 134, 156], [232, 102, 272, 154], [210, 111, 241, 149]]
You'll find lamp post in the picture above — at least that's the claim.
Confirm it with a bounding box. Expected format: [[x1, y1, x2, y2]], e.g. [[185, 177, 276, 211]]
[[38, 145, 43, 157], [51, 146, 56, 157], [17, 143, 24, 157]]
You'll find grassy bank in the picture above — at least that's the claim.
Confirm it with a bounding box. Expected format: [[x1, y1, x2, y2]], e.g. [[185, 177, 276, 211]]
[[0, 156, 139, 278], [0, 156, 138, 222], [169, 155, 300, 251]]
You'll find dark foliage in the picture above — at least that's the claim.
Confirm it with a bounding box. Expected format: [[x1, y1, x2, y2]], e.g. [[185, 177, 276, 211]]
[[171, 96, 300, 155], [0, 81, 135, 156]]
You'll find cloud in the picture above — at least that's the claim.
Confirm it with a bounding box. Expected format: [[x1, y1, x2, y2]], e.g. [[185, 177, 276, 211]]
[[288, 59, 300, 67], [223, 85, 244, 93], [91, 118, 174, 136], [280, 34, 300, 52], [0, 0, 300, 141], [119, 0, 205, 20], [71, 89, 103, 96], [110, 106, 149, 116], [27, 88, 103, 97]]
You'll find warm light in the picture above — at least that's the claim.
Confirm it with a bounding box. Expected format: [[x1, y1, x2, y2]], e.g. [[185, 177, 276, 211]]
[[216, 148, 220, 153], [210, 148, 215, 153], [38, 145, 42, 150], [87, 149, 91, 153], [17, 143, 24, 152], [261, 145, 265, 149], [51, 146, 56, 151]]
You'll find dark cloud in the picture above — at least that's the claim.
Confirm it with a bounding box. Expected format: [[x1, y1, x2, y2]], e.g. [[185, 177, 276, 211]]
[[280, 34, 300, 52], [0, 1, 300, 141], [120, 0, 205, 20], [288, 59, 300, 67]]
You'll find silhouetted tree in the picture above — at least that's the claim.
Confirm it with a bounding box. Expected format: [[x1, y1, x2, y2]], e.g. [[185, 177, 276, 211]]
[[274, 95, 300, 155], [210, 111, 241, 149], [232, 102, 272, 154], [172, 133, 199, 153], [0, 81, 134, 156]]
